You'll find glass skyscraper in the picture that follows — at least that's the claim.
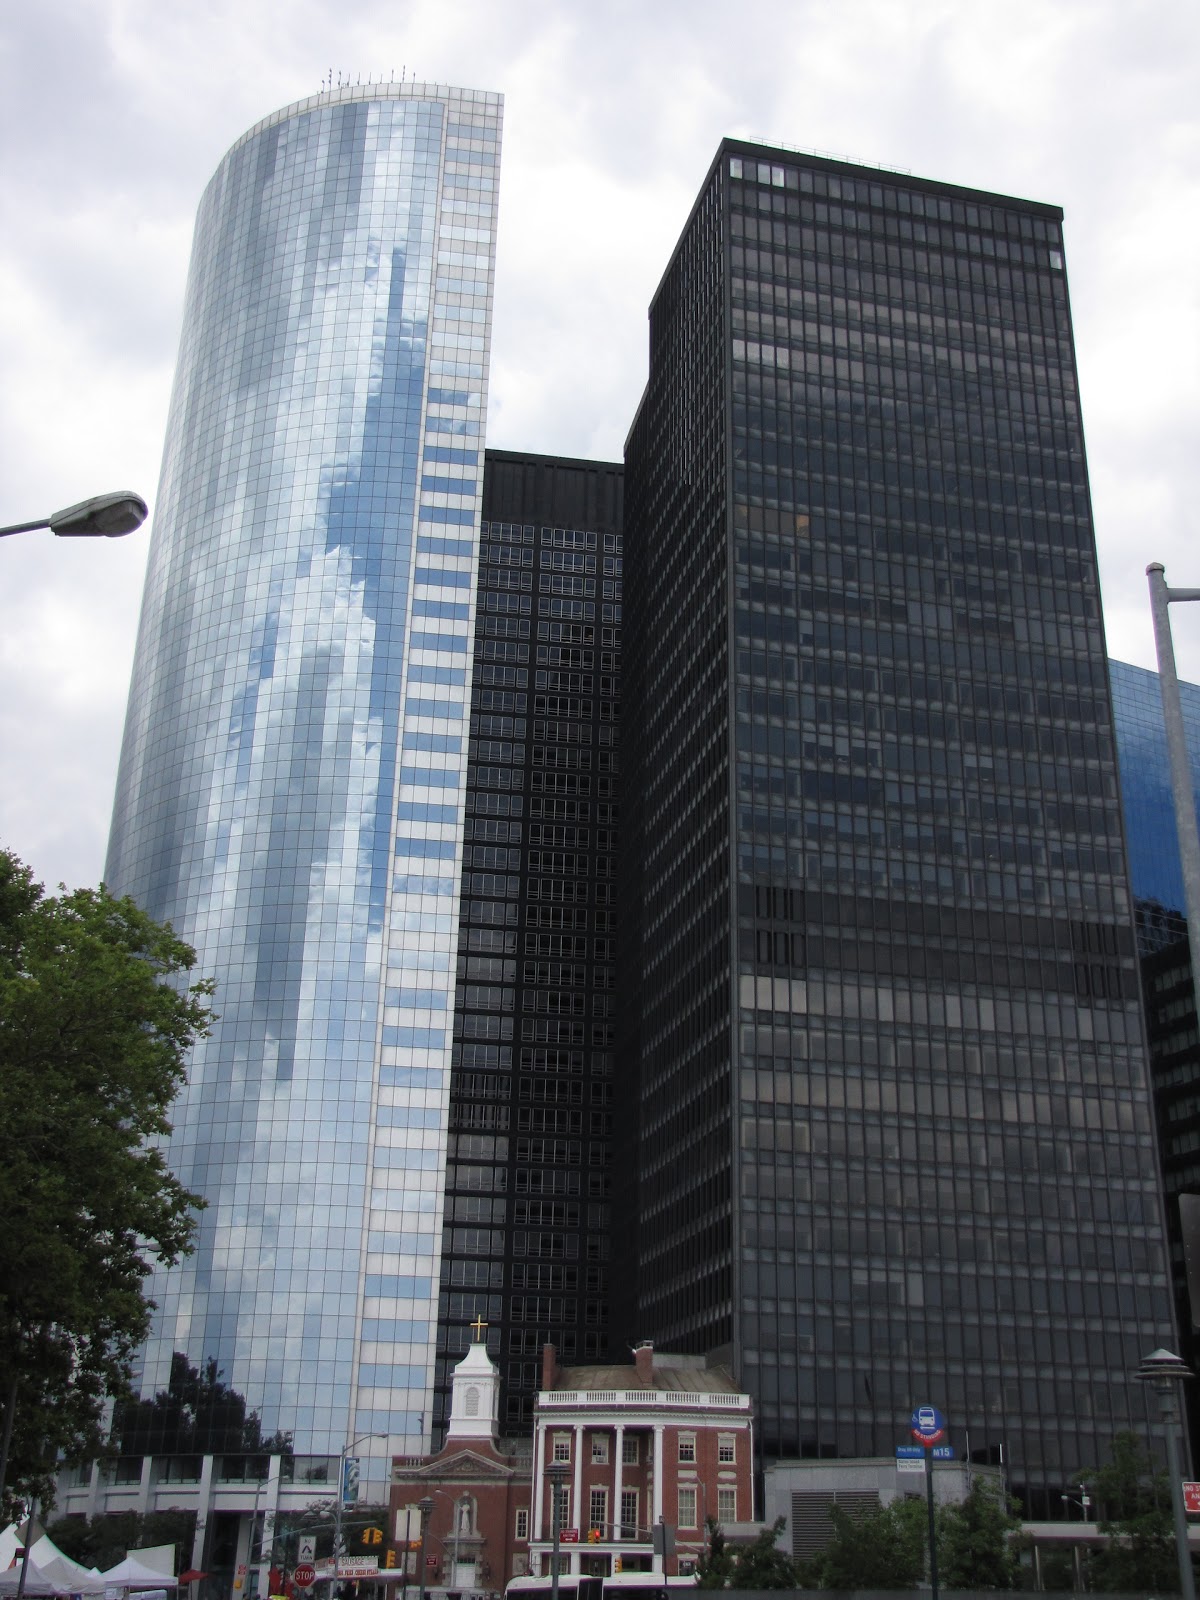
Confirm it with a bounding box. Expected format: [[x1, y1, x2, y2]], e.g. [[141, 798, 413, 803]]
[[106, 81, 502, 1489], [620, 140, 1176, 1511]]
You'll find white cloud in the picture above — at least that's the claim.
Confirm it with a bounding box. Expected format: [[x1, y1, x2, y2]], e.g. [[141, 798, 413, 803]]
[[1, 0, 1198, 887]]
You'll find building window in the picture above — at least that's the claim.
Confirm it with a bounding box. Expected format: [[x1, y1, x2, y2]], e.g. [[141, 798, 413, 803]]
[[678, 1433, 696, 1463], [622, 1435, 639, 1465], [717, 1434, 736, 1464], [515, 1508, 529, 1541], [717, 1488, 736, 1523], [589, 1487, 608, 1535], [677, 1487, 697, 1528], [620, 1489, 638, 1539], [590, 1434, 609, 1464], [553, 1433, 571, 1462]]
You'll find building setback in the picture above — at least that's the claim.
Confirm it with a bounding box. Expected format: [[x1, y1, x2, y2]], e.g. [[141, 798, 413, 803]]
[[619, 139, 1176, 1512], [105, 81, 502, 1496], [435, 451, 624, 1439]]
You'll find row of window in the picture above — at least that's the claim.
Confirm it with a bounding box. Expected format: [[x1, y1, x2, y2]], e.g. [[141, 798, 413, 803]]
[[549, 1430, 737, 1464]]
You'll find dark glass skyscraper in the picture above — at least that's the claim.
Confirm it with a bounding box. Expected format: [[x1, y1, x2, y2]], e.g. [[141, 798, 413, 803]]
[[436, 449, 623, 1439], [620, 140, 1176, 1508]]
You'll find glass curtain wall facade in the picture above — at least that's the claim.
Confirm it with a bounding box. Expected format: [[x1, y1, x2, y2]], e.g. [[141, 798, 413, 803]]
[[435, 450, 624, 1439], [620, 139, 1176, 1509], [106, 82, 501, 1487], [1109, 657, 1200, 952]]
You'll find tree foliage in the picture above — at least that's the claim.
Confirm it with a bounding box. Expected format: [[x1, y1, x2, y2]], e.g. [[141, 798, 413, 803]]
[[46, 1509, 197, 1573], [0, 851, 211, 1512], [817, 1497, 926, 1589], [936, 1477, 1020, 1589], [695, 1518, 798, 1590], [1082, 1430, 1182, 1593]]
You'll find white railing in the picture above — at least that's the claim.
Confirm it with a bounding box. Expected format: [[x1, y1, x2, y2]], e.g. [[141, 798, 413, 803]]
[[538, 1390, 750, 1409]]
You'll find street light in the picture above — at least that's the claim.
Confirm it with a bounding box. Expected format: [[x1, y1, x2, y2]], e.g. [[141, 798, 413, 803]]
[[332, 1433, 386, 1590], [546, 1461, 569, 1600], [0, 491, 148, 539], [416, 1498, 433, 1600], [1136, 1348, 1196, 1600]]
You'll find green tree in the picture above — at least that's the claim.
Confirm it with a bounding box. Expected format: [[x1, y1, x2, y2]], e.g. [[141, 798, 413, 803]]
[[727, 1519, 797, 1589], [818, 1497, 926, 1589], [936, 1477, 1020, 1589], [1083, 1430, 1181, 1593], [0, 850, 211, 1514], [46, 1509, 197, 1573], [695, 1517, 734, 1589]]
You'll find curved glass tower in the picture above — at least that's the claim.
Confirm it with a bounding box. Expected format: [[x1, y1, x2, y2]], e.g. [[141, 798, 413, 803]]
[[107, 81, 501, 1483]]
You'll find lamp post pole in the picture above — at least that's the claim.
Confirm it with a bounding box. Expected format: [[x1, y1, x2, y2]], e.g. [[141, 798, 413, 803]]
[[1137, 1348, 1196, 1600], [333, 1433, 385, 1592], [546, 1462, 569, 1600], [416, 1499, 433, 1600]]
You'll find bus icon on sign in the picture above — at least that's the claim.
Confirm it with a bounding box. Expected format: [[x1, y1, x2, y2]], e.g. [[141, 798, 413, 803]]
[[917, 1408, 937, 1431]]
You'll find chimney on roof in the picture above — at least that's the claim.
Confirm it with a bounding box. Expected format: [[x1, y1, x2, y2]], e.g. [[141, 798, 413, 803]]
[[542, 1342, 559, 1392], [634, 1341, 654, 1385]]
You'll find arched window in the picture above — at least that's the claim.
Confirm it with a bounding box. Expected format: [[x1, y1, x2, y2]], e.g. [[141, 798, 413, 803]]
[[465, 1385, 480, 1417]]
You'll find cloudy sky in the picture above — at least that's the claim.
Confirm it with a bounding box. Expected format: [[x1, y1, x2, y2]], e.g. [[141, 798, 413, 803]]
[[1, 0, 1197, 892]]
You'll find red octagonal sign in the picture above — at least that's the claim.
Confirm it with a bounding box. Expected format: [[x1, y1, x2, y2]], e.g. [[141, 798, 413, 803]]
[[293, 1566, 316, 1588]]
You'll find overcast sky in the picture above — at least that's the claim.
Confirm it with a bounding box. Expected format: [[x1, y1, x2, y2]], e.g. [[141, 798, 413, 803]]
[[1, 0, 1197, 892]]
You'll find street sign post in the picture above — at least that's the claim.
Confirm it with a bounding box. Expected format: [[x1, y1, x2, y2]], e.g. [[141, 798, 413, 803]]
[[910, 1408, 945, 1600], [1185, 1482, 1200, 1516]]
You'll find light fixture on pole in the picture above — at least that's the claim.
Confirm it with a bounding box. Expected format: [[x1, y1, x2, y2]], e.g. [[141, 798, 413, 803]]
[[332, 1432, 386, 1590], [416, 1498, 433, 1600], [1136, 1347, 1196, 1600], [0, 491, 148, 539], [546, 1461, 569, 1600]]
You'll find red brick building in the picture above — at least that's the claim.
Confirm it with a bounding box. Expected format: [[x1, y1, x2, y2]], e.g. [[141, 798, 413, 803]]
[[391, 1338, 752, 1595], [530, 1342, 754, 1580]]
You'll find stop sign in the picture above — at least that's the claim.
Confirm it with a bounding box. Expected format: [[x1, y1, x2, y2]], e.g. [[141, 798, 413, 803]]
[[293, 1566, 316, 1588]]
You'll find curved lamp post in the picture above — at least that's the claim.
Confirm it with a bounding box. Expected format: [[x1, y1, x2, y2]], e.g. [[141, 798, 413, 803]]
[[0, 491, 148, 539], [1136, 1348, 1196, 1600]]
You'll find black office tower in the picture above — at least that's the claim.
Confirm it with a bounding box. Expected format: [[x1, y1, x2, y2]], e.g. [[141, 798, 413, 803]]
[[620, 142, 1175, 1509], [435, 449, 623, 1438]]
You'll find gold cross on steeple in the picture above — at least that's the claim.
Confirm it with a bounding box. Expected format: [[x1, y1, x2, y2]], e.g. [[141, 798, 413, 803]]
[[470, 1314, 488, 1341]]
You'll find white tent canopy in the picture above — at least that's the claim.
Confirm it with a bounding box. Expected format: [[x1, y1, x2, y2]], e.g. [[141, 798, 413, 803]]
[[0, 1554, 108, 1595], [100, 1558, 177, 1590]]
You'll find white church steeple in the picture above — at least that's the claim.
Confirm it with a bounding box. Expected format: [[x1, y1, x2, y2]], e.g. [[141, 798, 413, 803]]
[[445, 1316, 500, 1441]]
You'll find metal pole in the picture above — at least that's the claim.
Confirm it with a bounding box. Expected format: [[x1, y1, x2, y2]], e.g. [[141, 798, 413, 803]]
[[15, 1495, 38, 1600], [1147, 564, 1200, 1017], [548, 1466, 565, 1600], [1163, 1412, 1197, 1600], [924, 1448, 938, 1600], [417, 1500, 432, 1600]]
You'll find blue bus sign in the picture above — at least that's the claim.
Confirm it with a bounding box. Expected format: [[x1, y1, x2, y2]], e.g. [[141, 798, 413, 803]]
[[911, 1405, 947, 1446]]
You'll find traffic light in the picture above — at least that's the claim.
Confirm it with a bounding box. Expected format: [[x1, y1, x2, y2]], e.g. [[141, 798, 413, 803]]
[[613, 1559, 622, 1574], [384, 1552, 396, 1570], [587, 1529, 600, 1545], [361, 1528, 383, 1548]]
